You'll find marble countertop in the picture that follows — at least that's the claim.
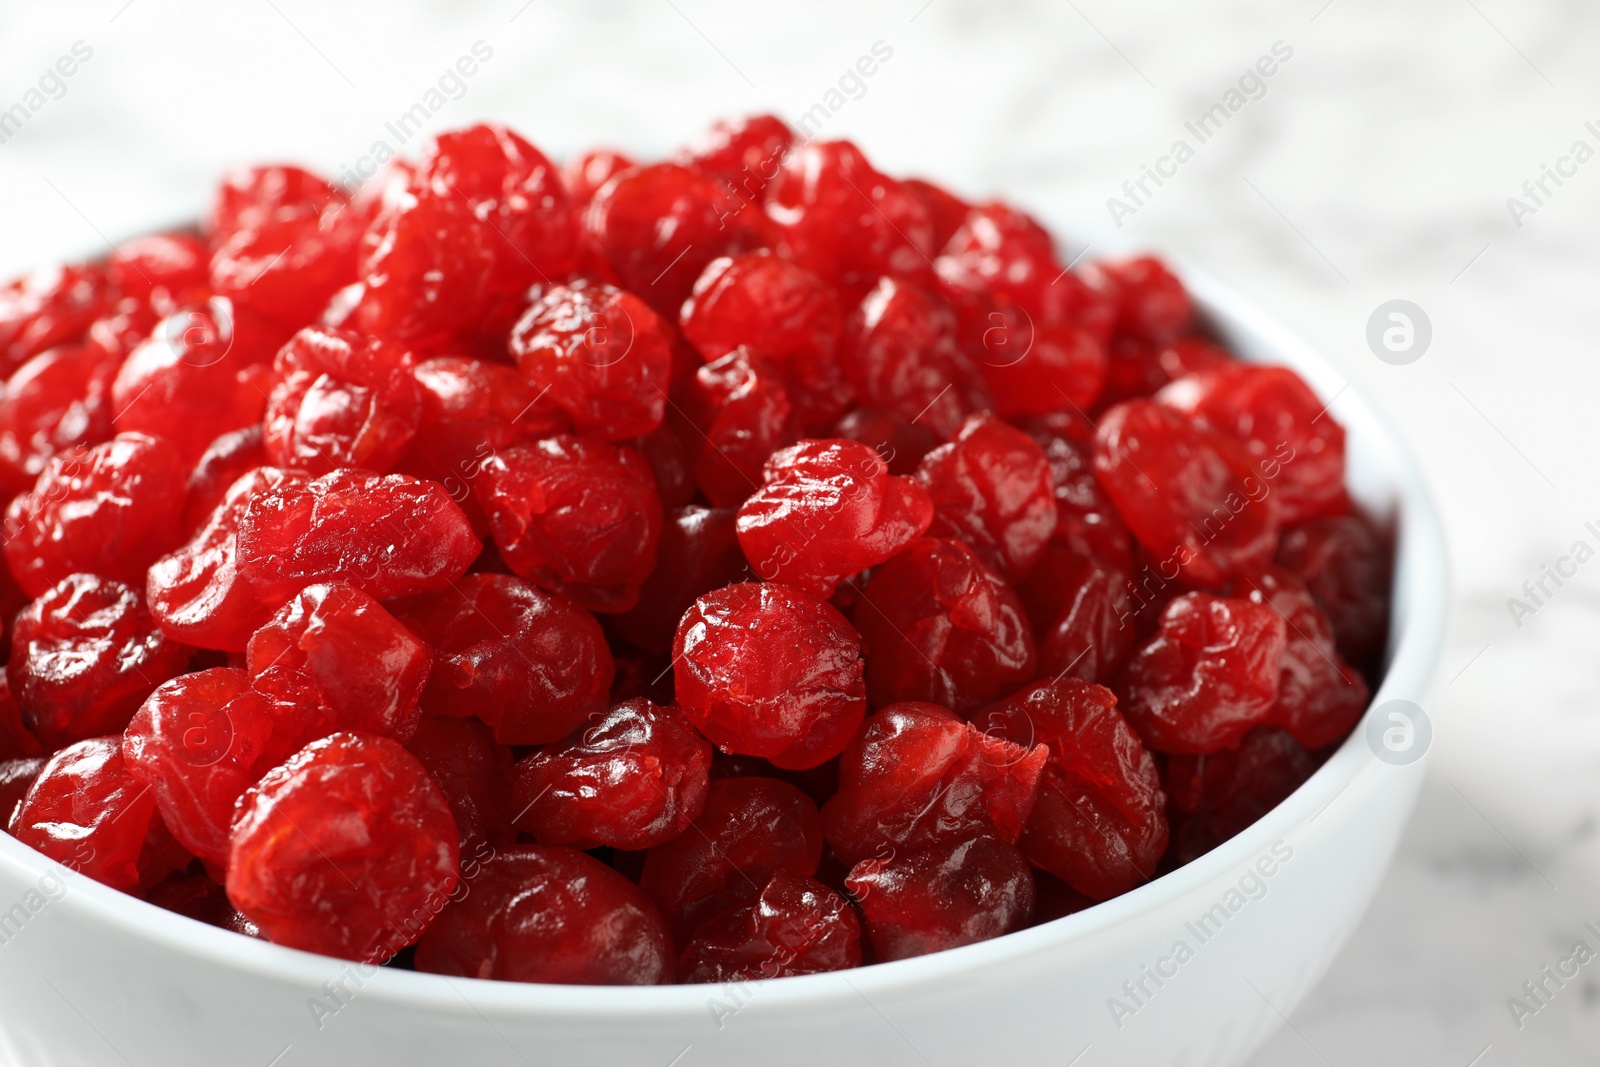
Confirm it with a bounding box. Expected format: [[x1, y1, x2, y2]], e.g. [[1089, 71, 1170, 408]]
[[2, 1, 1598, 1063]]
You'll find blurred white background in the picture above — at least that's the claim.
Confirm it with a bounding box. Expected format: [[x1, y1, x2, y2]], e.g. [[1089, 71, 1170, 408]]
[[2, 1, 1599, 1063]]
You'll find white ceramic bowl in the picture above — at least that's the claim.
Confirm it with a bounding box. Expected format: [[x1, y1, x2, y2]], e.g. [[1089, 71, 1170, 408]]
[[0, 260, 1449, 1067]]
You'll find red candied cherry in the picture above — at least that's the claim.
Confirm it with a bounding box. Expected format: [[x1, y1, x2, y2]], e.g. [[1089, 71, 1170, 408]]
[[123, 667, 328, 868], [915, 412, 1058, 582], [735, 439, 933, 598], [975, 313, 1108, 418], [12, 736, 190, 892], [404, 715, 516, 856], [678, 114, 794, 196], [1087, 256, 1193, 345], [107, 232, 210, 309], [4, 433, 188, 597], [562, 148, 636, 208], [1035, 431, 1134, 570], [1229, 566, 1369, 749], [210, 202, 358, 332], [0, 757, 45, 829], [227, 732, 460, 963], [611, 505, 748, 655], [934, 201, 1068, 324], [235, 467, 481, 606], [641, 776, 823, 939], [586, 161, 756, 318], [512, 698, 712, 850], [681, 251, 848, 429], [396, 356, 565, 532], [415, 845, 674, 984], [821, 702, 1047, 866], [1019, 545, 1134, 685], [474, 435, 662, 612], [0, 342, 120, 498], [1117, 592, 1287, 754], [1276, 513, 1390, 672], [673, 582, 867, 770], [357, 186, 496, 345], [246, 582, 432, 742], [8, 574, 192, 749], [853, 538, 1037, 715], [1167, 726, 1314, 864], [0, 264, 109, 376], [903, 177, 972, 251], [387, 573, 613, 745], [1158, 363, 1346, 523], [1093, 399, 1281, 588], [263, 326, 422, 474], [846, 836, 1035, 962], [831, 408, 939, 477], [977, 679, 1167, 899], [208, 164, 340, 241], [509, 280, 672, 440], [415, 123, 580, 292], [843, 276, 993, 438], [680, 871, 861, 982], [111, 299, 275, 467], [681, 346, 798, 507], [765, 139, 937, 295], [147, 467, 308, 651], [183, 426, 268, 535]]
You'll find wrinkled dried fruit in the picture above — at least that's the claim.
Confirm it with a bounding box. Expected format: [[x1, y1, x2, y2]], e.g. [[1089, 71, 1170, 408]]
[[415, 845, 674, 984], [387, 573, 613, 745], [977, 679, 1167, 899], [1117, 592, 1287, 755], [846, 836, 1034, 962], [9, 574, 192, 749], [854, 538, 1036, 715], [822, 702, 1047, 866], [674, 582, 866, 770], [680, 871, 861, 982], [227, 732, 460, 963], [512, 698, 711, 850], [735, 439, 932, 598]]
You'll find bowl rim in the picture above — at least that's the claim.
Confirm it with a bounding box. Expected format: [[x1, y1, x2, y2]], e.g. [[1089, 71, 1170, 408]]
[[0, 252, 1452, 1023]]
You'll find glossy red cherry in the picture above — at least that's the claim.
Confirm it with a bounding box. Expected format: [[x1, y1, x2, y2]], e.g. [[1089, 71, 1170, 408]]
[[853, 538, 1036, 715], [1116, 592, 1287, 755], [227, 732, 460, 963], [415, 845, 675, 984], [735, 439, 933, 598], [512, 698, 712, 850], [976, 679, 1167, 899], [8, 574, 192, 749], [680, 871, 861, 982], [387, 573, 613, 745], [821, 702, 1047, 866], [846, 836, 1034, 962], [674, 582, 866, 770]]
